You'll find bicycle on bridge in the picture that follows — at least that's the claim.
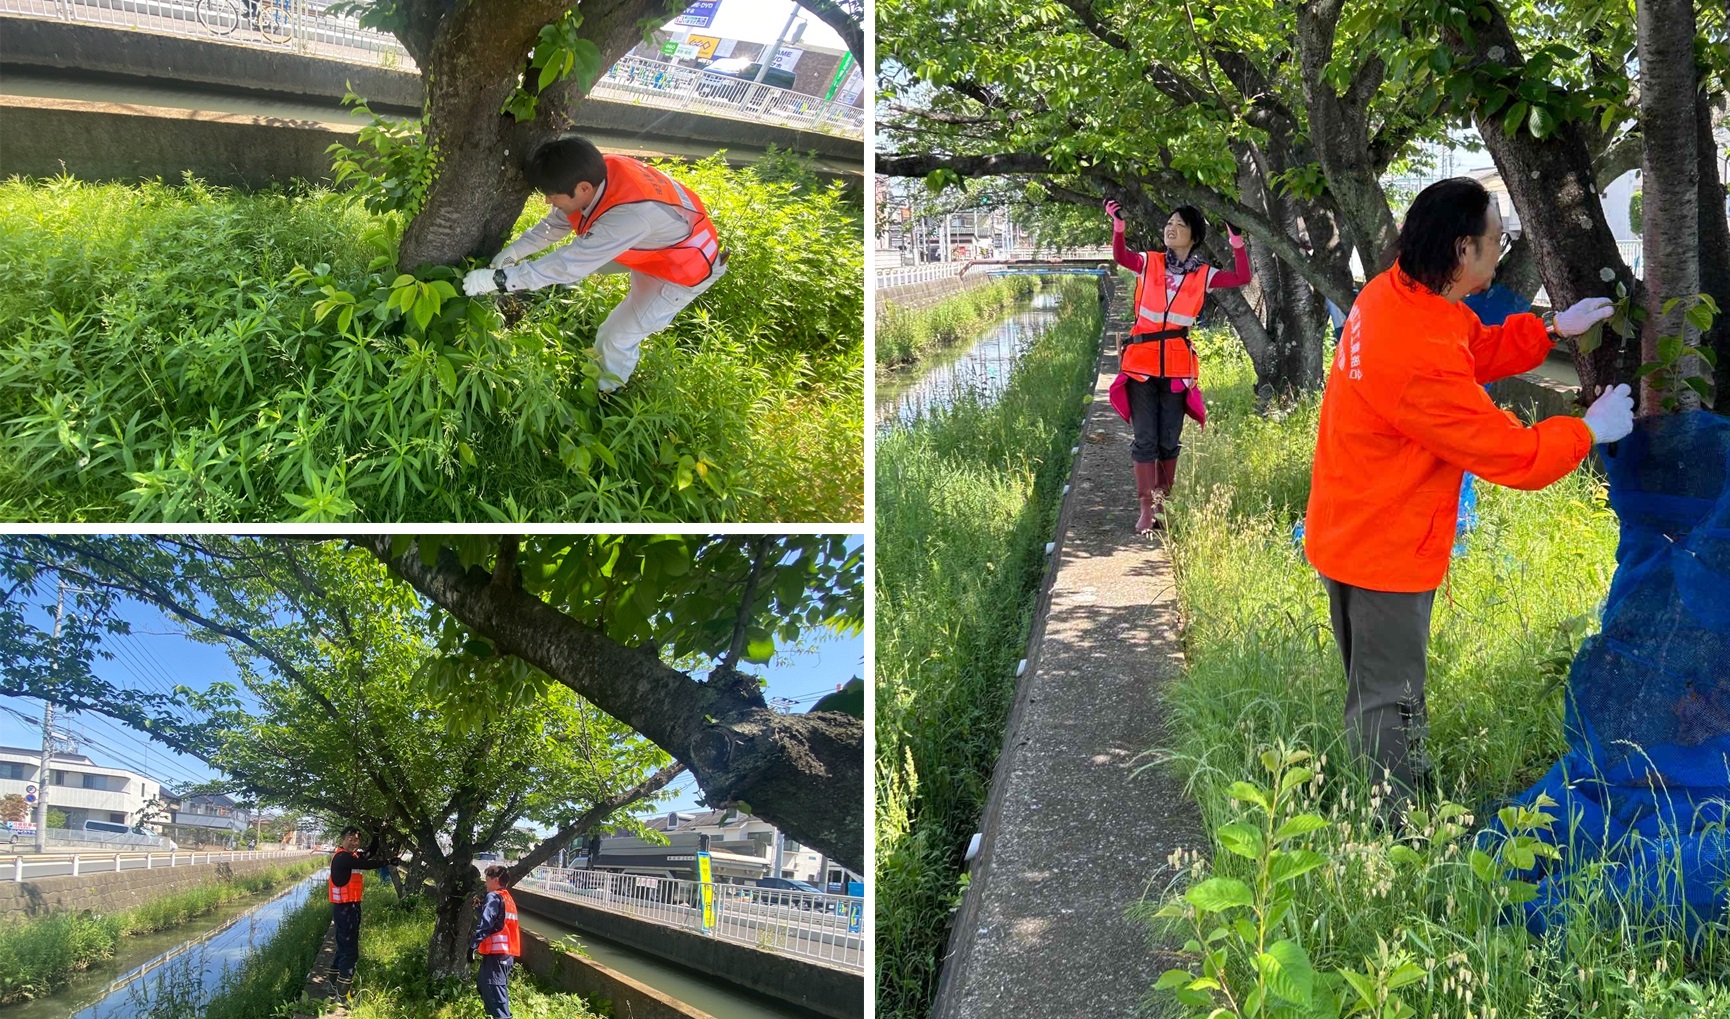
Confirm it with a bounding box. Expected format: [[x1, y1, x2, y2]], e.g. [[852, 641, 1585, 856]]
[[195, 0, 296, 45]]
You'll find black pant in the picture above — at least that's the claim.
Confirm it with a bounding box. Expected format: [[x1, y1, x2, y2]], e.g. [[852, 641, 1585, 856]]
[[332, 901, 362, 977], [1324, 577, 1437, 794], [1125, 375, 1188, 463], [478, 954, 514, 1018]]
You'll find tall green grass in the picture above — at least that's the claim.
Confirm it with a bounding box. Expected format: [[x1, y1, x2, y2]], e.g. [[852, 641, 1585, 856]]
[[0, 161, 862, 522], [875, 279, 1101, 1019], [200, 880, 331, 1019], [335, 883, 604, 1019], [0, 857, 320, 1004], [877, 275, 1038, 368], [1144, 329, 1730, 1016]]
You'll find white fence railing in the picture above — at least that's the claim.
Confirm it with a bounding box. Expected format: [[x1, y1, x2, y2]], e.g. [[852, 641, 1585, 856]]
[[1, 848, 313, 882], [521, 867, 864, 972], [2, 0, 413, 68], [876, 263, 965, 290], [1, 4, 863, 139], [591, 55, 864, 139]]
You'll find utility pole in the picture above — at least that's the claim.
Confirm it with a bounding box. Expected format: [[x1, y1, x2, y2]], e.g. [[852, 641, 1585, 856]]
[[753, 2, 800, 83], [34, 579, 66, 855], [772, 828, 785, 879]]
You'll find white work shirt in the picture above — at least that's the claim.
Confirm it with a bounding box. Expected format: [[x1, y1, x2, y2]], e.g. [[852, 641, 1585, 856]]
[[500, 180, 703, 292]]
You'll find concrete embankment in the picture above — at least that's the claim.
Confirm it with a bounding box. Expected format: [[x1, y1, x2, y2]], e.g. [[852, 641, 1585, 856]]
[[0, 852, 320, 918]]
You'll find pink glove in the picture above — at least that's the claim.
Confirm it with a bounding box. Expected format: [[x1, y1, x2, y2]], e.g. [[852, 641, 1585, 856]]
[[1104, 199, 1123, 224], [1227, 225, 1244, 249]]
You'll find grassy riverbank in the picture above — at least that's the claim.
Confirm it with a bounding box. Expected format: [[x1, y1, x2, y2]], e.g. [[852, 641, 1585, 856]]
[[875, 278, 1100, 1019], [0, 161, 862, 522], [877, 275, 1039, 370], [0, 856, 321, 1004]]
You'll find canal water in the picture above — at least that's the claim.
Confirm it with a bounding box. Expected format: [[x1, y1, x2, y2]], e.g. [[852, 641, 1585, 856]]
[[877, 290, 1064, 427], [3, 871, 324, 1019], [519, 913, 826, 1019]]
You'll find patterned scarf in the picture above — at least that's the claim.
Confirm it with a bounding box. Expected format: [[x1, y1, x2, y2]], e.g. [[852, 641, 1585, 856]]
[[1164, 248, 1207, 276]]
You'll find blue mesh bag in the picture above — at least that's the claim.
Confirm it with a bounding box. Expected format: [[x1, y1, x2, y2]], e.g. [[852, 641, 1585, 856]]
[[1497, 411, 1730, 937]]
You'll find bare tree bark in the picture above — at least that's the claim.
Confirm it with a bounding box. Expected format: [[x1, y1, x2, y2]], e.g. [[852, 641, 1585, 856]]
[[1636, 0, 1702, 411]]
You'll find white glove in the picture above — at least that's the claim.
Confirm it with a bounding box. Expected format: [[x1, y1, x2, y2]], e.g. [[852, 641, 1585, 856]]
[[1582, 383, 1634, 444], [488, 250, 519, 270], [1554, 296, 1614, 337], [462, 268, 498, 298]]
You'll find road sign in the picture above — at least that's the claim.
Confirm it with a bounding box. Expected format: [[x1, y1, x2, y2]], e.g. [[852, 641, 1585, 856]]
[[673, 0, 720, 28], [674, 43, 700, 59], [660, 40, 680, 57], [846, 899, 863, 933], [685, 34, 721, 60], [696, 851, 715, 931], [23, 784, 36, 805]]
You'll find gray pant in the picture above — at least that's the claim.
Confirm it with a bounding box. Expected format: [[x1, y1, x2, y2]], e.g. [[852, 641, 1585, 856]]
[[1323, 577, 1436, 794]]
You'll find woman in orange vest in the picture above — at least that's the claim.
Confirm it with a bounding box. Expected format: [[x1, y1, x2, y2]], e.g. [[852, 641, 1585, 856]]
[[470, 864, 522, 1018], [1106, 199, 1252, 532], [1304, 177, 1632, 799], [462, 137, 728, 393]]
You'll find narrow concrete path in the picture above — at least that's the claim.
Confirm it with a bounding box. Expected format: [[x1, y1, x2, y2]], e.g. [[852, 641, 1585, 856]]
[[295, 919, 349, 1017], [931, 295, 1208, 1019]]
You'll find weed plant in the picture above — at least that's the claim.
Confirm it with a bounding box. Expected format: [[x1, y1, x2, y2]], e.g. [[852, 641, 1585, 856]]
[[1144, 330, 1730, 1016], [877, 275, 1038, 369], [0, 160, 862, 522], [0, 857, 319, 1003], [875, 279, 1101, 1019], [339, 884, 604, 1019]]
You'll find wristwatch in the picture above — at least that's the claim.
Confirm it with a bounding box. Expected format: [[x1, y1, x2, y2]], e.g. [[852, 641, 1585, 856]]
[[1541, 310, 1561, 340], [493, 269, 509, 293]]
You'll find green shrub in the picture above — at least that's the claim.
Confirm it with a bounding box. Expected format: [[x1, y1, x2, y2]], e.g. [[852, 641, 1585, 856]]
[[0, 161, 861, 522], [875, 279, 1100, 1019]]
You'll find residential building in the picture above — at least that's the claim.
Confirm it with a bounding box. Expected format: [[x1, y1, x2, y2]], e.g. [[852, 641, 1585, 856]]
[[0, 745, 163, 831], [578, 809, 861, 890], [168, 793, 252, 839]]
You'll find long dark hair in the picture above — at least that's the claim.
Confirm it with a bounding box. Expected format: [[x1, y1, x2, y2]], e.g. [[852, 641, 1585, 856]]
[[1395, 177, 1491, 295]]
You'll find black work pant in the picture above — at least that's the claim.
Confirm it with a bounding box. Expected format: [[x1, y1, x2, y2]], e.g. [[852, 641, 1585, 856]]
[[1125, 375, 1189, 463], [478, 954, 515, 1018], [1324, 577, 1437, 794], [332, 901, 362, 977]]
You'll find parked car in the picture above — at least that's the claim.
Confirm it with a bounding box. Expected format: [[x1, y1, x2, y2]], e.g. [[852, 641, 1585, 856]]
[[750, 877, 825, 909], [83, 819, 132, 835], [3, 822, 36, 846]]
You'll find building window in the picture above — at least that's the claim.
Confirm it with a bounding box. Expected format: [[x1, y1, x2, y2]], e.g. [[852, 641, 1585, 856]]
[[82, 774, 109, 791], [109, 813, 125, 824], [0, 763, 24, 781]]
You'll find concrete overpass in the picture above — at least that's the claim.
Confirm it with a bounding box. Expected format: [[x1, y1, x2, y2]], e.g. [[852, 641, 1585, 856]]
[[0, 16, 864, 187]]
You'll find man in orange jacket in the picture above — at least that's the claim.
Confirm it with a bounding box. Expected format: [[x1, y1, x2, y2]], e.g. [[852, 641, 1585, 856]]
[[462, 137, 728, 392], [1304, 177, 1633, 797]]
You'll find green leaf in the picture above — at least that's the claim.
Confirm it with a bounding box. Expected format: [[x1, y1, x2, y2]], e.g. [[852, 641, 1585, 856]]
[[1574, 321, 1603, 355], [1226, 781, 1271, 811], [436, 357, 458, 396], [1218, 822, 1264, 859], [1154, 969, 1194, 990], [1272, 813, 1328, 843], [1255, 939, 1315, 1005], [1658, 334, 1685, 363], [744, 635, 775, 664], [1503, 100, 1530, 136], [1269, 848, 1326, 885], [1528, 104, 1558, 139], [1185, 877, 1254, 913], [1388, 844, 1424, 867]]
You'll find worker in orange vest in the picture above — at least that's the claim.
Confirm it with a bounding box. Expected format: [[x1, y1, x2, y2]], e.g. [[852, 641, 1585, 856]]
[[1105, 199, 1252, 532], [328, 826, 395, 987], [1304, 177, 1633, 799], [462, 136, 728, 393], [470, 864, 522, 1018]]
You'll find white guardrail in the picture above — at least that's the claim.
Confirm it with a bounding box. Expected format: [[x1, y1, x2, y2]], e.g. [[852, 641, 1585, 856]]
[[875, 263, 965, 289], [0, 1, 864, 139], [520, 867, 865, 973], [1, 848, 312, 881]]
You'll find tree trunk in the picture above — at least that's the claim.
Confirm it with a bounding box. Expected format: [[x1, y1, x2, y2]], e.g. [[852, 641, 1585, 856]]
[[426, 860, 481, 980], [395, 0, 683, 269], [1694, 90, 1730, 408], [1636, 0, 1702, 411], [1444, 8, 1640, 405]]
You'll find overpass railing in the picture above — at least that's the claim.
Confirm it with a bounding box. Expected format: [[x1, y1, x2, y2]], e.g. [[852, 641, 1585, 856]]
[[521, 866, 865, 972], [1, 848, 314, 882], [876, 263, 965, 289], [592, 55, 864, 139], [1, 4, 864, 140], [3, 0, 413, 68]]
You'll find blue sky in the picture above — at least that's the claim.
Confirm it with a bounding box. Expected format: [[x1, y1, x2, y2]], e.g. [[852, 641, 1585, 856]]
[[0, 549, 862, 815]]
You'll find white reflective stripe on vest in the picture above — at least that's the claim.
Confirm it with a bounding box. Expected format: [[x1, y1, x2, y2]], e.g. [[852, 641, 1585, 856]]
[[670, 179, 699, 213], [1137, 308, 1197, 328]]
